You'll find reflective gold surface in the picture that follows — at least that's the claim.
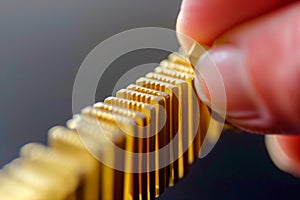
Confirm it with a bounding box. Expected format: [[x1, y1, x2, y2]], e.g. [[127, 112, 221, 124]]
[[0, 50, 221, 200]]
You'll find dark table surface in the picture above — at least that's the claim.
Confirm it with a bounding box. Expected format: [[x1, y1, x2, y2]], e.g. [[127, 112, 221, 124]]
[[1, 1, 299, 199]]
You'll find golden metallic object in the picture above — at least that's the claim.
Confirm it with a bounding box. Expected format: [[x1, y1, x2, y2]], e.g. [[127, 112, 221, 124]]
[[135, 77, 182, 185], [168, 52, 191, 67], [48, 126, 100, 200], [145, 72, 190, 178], [125, 84, 169, 195], [154, 66, 199, 163], [0, 49, 223, 200], [116, 89, 167, 199], [158, 59, 213, 158], [3, 158, 78, 199], [83, 104, 152, 200], [20, 143, 86, 199], [104, 96, 165, 197], [67, 114, 126, 200], [0, 171, 49, 200]]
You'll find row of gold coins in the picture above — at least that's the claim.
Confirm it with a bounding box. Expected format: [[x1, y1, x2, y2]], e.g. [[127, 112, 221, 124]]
[[0, 51, 212, 200]]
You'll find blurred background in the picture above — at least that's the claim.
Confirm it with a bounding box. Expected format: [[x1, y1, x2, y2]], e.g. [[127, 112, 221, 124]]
[[0, 0, 299, 199]]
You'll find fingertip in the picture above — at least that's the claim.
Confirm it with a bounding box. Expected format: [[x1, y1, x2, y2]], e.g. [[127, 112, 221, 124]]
[[193, 46, 260, 123], [176, 0, 295, 51], [265, 135, 300, 178], [176, 1, 214, 49], [191, 2, 300, 133], [176, 15, 195, 53]]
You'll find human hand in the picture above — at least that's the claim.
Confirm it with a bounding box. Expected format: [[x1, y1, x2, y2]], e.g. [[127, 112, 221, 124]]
[[176, 0, 300, 177]]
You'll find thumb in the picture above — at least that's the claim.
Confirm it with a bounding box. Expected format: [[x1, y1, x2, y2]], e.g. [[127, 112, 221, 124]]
[[192, 2, 300, 133]]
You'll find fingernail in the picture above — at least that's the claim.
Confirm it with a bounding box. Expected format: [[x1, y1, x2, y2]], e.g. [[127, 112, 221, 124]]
[[193, 46, 259, 120]]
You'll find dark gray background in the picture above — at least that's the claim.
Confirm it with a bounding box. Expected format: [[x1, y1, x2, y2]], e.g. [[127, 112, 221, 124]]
[[0, 0, 299, 199]]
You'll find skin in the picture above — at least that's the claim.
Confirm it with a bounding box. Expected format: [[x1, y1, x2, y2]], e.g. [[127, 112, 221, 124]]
[[176, 0, 300, 177]]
